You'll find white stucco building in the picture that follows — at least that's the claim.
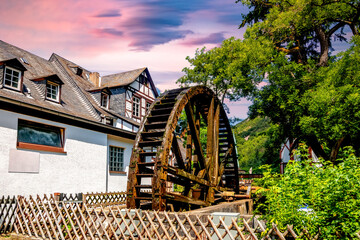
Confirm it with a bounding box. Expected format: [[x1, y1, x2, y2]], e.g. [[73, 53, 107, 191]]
[[0, 40, 158, 196]]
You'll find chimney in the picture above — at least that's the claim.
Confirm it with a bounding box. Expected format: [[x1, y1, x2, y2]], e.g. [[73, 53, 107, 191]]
[[89, 72, 100, 87]]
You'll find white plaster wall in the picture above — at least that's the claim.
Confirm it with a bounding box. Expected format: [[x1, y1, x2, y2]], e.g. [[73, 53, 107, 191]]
[[0, 109, 108, 196], [280, 145, 291, 163], [126, 102, 131, 110], [149, 88, 155, 99], [106, 135, 134, 192], [115, 119, 122, 129]]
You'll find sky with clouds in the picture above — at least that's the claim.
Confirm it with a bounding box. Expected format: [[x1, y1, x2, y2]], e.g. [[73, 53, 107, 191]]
[[0, 0, 252, 118], [1, 0, 351, 119]]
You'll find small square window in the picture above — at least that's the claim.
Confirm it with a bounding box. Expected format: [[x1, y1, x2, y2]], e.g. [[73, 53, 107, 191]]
[[46, 81, 60, 102], [109, 146, 124, 172], [101, 93, 109, 109], [4, 66, 22, 90]]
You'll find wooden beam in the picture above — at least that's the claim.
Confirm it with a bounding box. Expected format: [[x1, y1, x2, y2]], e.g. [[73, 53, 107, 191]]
[[185, 126, 192, 172], [166, 165, 210, 187], [167, 175, 190, 186], [213, 104, 220, 185], [171, 134, 185, 169], [206, 98, 215, 169], [164, 192, 210, 206], [126, 149, 140, 208], [238, 174, 263, 179], [184, 128, 192, 196], [206, 98, 215, 203], [185, 103, 205, 169]]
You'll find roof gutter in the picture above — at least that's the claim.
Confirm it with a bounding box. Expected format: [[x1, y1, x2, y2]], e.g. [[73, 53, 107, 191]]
[[0, 96, 136, 140]]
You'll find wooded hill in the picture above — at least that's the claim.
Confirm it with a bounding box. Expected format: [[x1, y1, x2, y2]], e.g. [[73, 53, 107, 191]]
[[233, 117, 281, 173]]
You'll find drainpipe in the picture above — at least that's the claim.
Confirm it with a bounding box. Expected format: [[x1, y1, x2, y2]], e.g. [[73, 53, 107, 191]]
[[105, 137, 109, 192]]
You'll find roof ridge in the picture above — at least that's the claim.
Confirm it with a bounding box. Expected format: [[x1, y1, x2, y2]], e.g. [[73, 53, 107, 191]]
[[101, 67, 146, 78], [50, 55, 102, 122], [50, 53, 92, 73], [0, 40, 50, 62]]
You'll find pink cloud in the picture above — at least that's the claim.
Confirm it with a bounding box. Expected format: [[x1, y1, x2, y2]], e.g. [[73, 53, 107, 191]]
[[0, 0, 256, 117], [181, 32, 226, 46], [0, 0, 131, 56]]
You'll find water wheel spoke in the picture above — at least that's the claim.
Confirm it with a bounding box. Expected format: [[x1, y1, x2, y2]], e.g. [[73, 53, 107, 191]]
[[171, 134, 185, 169], [206, 97, 215, 170], [184, 102, 205, 169], [185, 127, 192, 172], [167, 166, 211, 187], [213, 104, 220, 186]]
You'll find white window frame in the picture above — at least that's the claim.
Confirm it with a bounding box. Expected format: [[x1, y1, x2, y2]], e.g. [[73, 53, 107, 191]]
[[109, 146, 124, 172], [132, 96, 140, 118], [46, 81, 60, 102], [101, 93, 109, 109], [4, 66, 22, 90], [146, 102, 151, 113]]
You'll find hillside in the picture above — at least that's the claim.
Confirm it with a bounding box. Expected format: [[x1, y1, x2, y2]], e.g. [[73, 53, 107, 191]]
[[232, 117, 281, 173]]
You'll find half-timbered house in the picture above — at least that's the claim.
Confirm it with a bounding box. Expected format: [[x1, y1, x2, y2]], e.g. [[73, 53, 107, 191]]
[[0, 40, 158, 196]]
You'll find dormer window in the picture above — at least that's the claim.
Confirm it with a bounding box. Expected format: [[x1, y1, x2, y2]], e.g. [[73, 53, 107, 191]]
[[76, 67, 83, 76], [4, 66, 22, 90], [46, 81, 60, 102], [31, 74, 63, 103], [101, 93, 109, 109]]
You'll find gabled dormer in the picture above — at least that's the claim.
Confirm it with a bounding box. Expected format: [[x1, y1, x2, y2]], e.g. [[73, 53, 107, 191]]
[[1, 58, 27, 92], [87, 87, 112, 110], [31, 74, 64, 103], [100, 88, 111, 109]]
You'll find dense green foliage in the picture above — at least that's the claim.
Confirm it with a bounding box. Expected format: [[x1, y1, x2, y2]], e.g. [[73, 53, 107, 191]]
[[178, 0, 360, 162], [256, 145, 360, 239], [177, 1, 360, 235], [233, 117, 281, 172]]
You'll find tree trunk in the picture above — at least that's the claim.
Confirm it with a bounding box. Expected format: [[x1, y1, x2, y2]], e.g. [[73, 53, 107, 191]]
[[329, 137, 346, 163], [315, 26, 329, 66]]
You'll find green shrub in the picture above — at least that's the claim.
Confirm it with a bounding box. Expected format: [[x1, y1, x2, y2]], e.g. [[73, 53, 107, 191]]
[[256, 144, 360, 239]]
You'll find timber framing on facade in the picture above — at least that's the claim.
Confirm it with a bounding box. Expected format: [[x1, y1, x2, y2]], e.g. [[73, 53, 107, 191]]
[[0, 40, 158, 136], [0, 40, 159, 196]]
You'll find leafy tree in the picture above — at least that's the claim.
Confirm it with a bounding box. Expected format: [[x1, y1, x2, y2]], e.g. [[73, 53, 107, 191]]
[[299, 37, 360, 158], [239, 0, 360, 66], [177, 37, 274, 103], [241, 0, 360, 162], [179, 0, 360, 162], [256, 145, 360, 239]]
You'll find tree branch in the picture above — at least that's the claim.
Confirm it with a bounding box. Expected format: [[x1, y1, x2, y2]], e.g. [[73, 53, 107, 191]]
[[275, 46, 300, 54], [328, 22, 346, 37]]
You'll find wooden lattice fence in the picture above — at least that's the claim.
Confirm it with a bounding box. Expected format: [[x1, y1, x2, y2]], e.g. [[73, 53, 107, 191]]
[[83, 191, 126, 207], [0, 195, 17, 234], [57, 193, 82, 202], [10, 194, 330, 239]]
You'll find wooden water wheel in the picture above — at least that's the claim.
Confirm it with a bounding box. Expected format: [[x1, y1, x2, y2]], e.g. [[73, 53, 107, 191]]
[[126, 86, 239, 211]]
